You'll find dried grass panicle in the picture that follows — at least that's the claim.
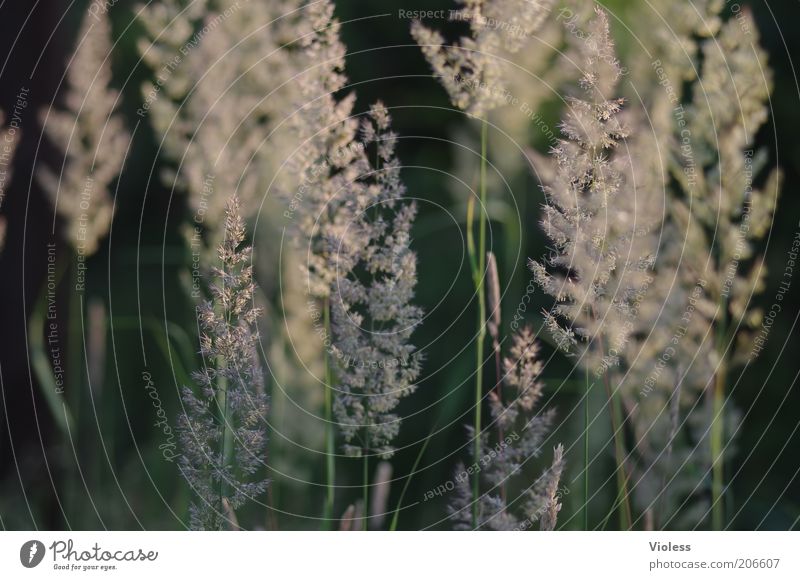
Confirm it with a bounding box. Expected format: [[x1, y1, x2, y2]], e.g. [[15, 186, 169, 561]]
[[583, 0, 783, 529], [449, 327, 564, 530], [137, 0, 208, 75], [138, 0, 309, 249], [412, 0, 556, 116], [630, 0, 723, 98], [626, 1, 779, 376], [281, 1, 368, 299], [178, 196, 269, 530], [269, 1, 422, 469], [676, 9, 781, 357], [620, 3, 781, 529], [446, 7, 572, 207], [529, 8, 659, 374], [539, 444, 564, 531], [38, 7, 130, 255], [490, 328, 545, 430], [330, 104, 423, 460]]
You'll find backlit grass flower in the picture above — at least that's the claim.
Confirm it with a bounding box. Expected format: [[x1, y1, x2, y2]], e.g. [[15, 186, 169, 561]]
[[530, 8, 658, 375], [448, 328, 564, 530], [627, 3, 781, 530], [137, 0, 309, 250], [177, 195, 269, 530], [38, 7, 130, 255], [327, 104, 423, 459], [412, 0, 556, 117]]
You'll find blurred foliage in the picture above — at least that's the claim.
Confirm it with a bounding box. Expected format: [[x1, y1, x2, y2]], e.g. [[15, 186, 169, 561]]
[[0, 0, 797, 531]]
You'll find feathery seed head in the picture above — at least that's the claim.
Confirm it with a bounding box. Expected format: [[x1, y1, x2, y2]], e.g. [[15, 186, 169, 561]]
[[178, 195, 269, 530], [530, 7, 660, 375], [449, 326, 563, 530], [38, 8, 130, 255], [413, 0, 556, 116]]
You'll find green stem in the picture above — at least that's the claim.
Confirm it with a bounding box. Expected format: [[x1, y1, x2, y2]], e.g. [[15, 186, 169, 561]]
[[711, 366, 726, 530], [606, 375, 632, 529], [599, 467, 633, 531], [322, 297, 335, 530], [470, 118, 489, 529], [584, 364, 590, 530], [362, 447, 369, 531], [218, 368, 232, 520], [217, 296, 233, 525], [217, 258, 237, 528], [711, 311, 728, 531], [68, 261, 83, 424], [29, 255, 74, 438], [592, 317, 632, 530], [479, 117, 488, 281], [389, 425, 435, 531], [66, 253, 84, 527]]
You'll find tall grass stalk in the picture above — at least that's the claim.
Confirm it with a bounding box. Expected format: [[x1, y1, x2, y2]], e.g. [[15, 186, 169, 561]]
[[323, 297, 335, 529], [389, 425, 435, 531], [467, 119, 489, 529], [66, 260, 86, 526], [448, 328, 565, 530], [594, 318, 632, 529], [177, 196, 269, 530], [584, 364, 590, 530], [217, 362, 232, 518], [527, 7, 644, 530], [606, 376, 632, 529], [217, 284, 234, 518], [362, 445, 369, 531], [413, 2, 554, 526], [711, 306, 729, 531], [30, 257, 74, 437], [711, 366, 726, 530], [626, 2, 779, 529]]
